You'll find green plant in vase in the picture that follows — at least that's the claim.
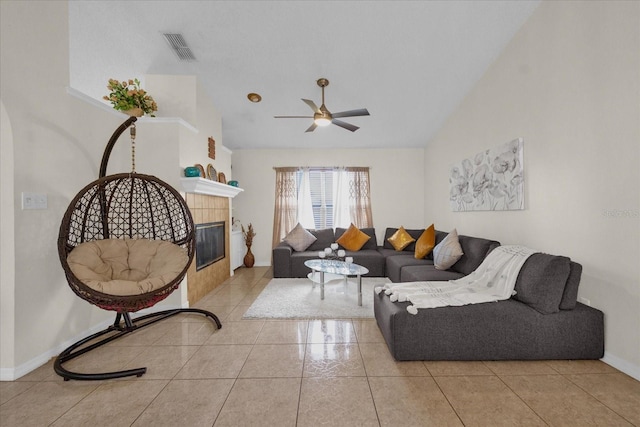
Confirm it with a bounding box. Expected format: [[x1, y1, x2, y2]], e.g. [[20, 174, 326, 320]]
[[103, 78, 158, 117]]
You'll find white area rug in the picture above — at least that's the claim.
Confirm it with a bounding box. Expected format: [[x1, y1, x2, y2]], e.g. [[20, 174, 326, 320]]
[[243, 277, 391, 319]]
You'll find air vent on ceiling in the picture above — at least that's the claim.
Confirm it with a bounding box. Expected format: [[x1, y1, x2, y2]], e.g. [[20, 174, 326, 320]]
[[163, 33, 196, 61]]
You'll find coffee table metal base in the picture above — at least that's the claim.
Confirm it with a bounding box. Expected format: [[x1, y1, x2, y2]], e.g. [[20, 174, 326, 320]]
[[304, 261, 368, 306]]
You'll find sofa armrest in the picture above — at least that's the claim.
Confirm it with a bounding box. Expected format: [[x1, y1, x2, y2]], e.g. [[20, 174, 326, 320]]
[[273, 244, 293, 278]]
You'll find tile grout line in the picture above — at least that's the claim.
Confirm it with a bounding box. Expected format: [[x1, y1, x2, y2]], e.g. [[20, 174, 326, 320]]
[[296, 325, 310, 427], [494, 372, 551, 426], [356, 319, 384, 426], [429, 375, 468, 426], [561, 372, 637, 425], [210, 267, 268, 426]]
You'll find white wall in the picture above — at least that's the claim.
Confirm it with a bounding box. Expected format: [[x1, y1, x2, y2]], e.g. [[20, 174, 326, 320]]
[[2, 0, 117, 378], [1, 101, 16, 371], [0, 1, 229, 379], [146, 72, 231, 183], [423, 1, 639, 378], [231, 148, 425, 265]]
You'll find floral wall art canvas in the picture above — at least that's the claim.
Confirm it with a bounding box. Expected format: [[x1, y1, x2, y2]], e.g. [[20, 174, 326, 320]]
[[450, 138, 524, 211]]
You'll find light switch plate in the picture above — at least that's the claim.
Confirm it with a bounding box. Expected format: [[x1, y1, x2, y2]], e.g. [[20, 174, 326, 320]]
[[22, 192, 48, 210]]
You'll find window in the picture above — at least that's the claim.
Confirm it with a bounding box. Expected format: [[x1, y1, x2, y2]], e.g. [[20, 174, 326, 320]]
[[297, 168, 334, 229], [272, 166, 373, 247]]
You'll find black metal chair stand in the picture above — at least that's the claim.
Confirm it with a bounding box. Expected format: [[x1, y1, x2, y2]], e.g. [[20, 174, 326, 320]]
[[54, 309, 221, 381]]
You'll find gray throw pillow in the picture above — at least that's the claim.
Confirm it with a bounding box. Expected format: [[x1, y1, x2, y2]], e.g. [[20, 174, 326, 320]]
[[513, 253, 570, 314], [283, 223, 317, 252], [560, 261, 582, 310], [433, 229, 464, 270]]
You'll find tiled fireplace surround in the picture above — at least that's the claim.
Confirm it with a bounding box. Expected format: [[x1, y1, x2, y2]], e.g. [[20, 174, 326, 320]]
[[184, 192, 230, 305]]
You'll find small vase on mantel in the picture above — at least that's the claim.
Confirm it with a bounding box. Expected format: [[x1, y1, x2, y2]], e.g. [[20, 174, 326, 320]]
[[244, 246, 255, 268]]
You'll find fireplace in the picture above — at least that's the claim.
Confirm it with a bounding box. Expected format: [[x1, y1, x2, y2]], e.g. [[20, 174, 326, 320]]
[[184, 192, 232, 304], [195, 221, 225, 271]]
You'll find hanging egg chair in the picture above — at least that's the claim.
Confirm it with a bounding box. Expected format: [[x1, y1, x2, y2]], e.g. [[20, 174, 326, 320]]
[[55, 116, 221, 381]]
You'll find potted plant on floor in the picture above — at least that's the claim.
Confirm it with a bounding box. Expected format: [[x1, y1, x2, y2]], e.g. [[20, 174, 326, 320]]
[[242, 223, 256, 268]]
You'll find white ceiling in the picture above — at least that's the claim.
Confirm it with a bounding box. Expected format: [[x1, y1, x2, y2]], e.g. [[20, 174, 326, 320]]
[[69, 1, 540, 150]]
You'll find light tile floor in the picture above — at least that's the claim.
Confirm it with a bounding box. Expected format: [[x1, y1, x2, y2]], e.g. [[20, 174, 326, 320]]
[[2, 266, 639, 426]]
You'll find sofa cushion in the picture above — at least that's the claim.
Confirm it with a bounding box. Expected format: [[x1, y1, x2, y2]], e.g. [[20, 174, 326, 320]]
[[400, 264, 465, 282], [307, 228, 335, 251], [343, 249, 385, 277], [387, 226, 416, 251], [414, 224, 435, 259], [290, 251, 328, 277], [450, 234, 501, 275], [283, 223, 317, 251], [513, 253, 571, 314], [560, 261, 582, 310], [336, 223, 370, 251], [378, 247, 403, 258], [433, 229, 464, 270], [336, 227, 378, 250], [385, 254, 434, 283], [68, 239, 188, 296]]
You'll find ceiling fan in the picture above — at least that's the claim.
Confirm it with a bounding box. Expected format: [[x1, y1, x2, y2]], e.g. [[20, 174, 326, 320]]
[[274, 78, 370, 132]]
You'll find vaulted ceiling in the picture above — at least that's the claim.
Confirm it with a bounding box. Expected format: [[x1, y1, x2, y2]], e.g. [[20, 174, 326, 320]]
[[69, 1, 539, 150]]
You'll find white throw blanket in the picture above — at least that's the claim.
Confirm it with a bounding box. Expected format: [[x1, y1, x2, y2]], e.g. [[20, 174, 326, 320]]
[[374, 245, 536, 314]]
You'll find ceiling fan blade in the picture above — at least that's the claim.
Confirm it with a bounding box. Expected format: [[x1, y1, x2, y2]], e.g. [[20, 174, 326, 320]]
[[274, 115, 314, 118], [305, 122, 318, 133], [331, 108, 370, 119], [331, 119, 359, 132], [302, 99, 320, 113]]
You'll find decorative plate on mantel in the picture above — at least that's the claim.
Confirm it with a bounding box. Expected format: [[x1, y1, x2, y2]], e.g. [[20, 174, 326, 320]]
[[207, 164, 217, 181], [194, 164, 205, 178]]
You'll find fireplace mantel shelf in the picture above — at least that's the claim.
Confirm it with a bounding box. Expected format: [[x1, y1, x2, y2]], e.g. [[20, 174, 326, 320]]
[[180, 178, 244, 198]]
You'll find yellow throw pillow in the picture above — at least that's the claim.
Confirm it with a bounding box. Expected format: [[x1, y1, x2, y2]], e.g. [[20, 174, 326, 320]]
[[414, 224, 436, 259], [387, 226, 415, 251], [336, 223, 371, 251]]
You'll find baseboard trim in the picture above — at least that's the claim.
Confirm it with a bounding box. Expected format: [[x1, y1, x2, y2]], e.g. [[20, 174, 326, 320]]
[[254, 262, 270, 267], [0, 304, 185, 381], [602, 351, 640, 381], [1, 317, 113, 381]]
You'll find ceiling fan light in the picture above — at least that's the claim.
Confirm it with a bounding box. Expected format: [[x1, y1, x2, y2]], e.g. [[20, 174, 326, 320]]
[[314, 117, 331, 127]]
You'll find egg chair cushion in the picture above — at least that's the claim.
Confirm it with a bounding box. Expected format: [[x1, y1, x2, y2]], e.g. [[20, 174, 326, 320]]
[[67, 238, 188, 296]]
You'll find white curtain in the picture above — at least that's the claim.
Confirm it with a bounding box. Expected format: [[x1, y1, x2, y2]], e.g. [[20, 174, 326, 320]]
[[332, 168, 351, 228], [273, 167, 373, 247], [297, 168, 315, 229]]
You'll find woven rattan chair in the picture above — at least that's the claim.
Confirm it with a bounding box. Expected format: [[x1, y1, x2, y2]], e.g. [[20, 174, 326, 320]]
[[55, 117, 221, 381]]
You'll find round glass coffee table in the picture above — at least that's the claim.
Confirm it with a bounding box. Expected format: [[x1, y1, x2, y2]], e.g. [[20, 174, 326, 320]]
[[304, 259, 369, 306]]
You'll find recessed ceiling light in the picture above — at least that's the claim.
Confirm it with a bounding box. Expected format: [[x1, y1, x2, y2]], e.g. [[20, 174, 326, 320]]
[[247, 93, 262, 103]]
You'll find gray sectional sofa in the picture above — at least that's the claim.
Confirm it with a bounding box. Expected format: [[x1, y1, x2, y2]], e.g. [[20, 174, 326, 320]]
[[380, 228, 500, 282], [273, 226, 605, 361], [273, 227, 385, 278], [272, 227, 498, 280]]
